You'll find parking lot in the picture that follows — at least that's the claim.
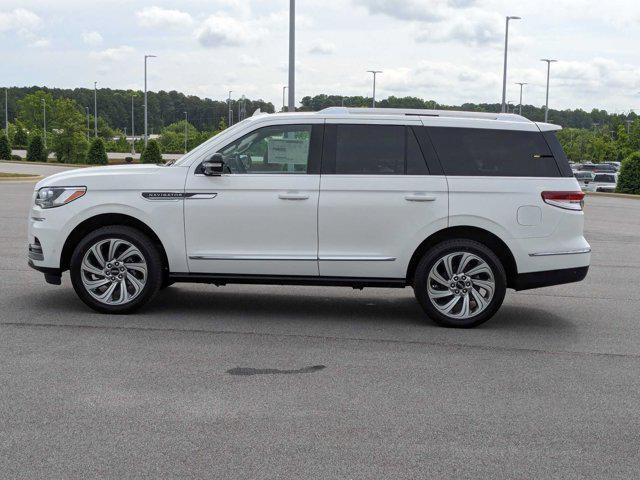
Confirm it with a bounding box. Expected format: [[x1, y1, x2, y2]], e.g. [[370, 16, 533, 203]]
[[1, 163, 640, 478]]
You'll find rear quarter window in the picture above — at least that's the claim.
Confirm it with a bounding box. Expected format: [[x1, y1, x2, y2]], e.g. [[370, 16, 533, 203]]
[[426, 127, 564, 177]]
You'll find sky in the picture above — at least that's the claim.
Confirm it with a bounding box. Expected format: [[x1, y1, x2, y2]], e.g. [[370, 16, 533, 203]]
[[1, 0, 640, 113]]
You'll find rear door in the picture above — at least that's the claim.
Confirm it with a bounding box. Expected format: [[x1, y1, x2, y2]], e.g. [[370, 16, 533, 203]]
[[318, 121, 448, 279]]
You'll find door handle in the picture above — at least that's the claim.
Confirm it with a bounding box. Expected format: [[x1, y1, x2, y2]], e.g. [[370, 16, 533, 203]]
[[278, 192, 310, 200], [404, 194, 436, 202]]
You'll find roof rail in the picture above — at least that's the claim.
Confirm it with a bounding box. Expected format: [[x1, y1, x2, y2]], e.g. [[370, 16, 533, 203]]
[[319, 106, 531, 123]]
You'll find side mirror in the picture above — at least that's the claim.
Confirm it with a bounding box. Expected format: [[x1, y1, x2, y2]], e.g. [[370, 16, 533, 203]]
[[202, 153, 224, 176]]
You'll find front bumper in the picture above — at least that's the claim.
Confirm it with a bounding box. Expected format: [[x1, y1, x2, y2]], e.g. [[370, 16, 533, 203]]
[[511, 266, 589, 291], [28, 259, 62, 285]]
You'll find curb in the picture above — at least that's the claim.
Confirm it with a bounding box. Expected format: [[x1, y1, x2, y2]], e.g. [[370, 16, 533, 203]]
[[586, 192, 640, 200], [1, 160, 89, 168], [0, 175, 43, 182]]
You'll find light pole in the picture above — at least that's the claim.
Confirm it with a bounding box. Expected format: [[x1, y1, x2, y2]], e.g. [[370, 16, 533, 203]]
[[131, 95, 135, 154], [85, 106, 89, 139], [515, 82, 527, 115], [93, 81, 98, 137], [282, 86, 287, 112], [541, 59, 557, 122], [144, 54, 156, 146], [42, 98, 47, 149], [288, 0, 295, 111], [501, 16, 521, 113], [184, 111, 188, 154], [367, 70, 382, 108], [4, 88, 7, 135], [228, 90, 233, 126]]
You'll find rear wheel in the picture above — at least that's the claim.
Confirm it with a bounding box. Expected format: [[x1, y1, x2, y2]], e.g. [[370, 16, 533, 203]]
[[70, 226, 163, 314], [413, 239, 507, 328]]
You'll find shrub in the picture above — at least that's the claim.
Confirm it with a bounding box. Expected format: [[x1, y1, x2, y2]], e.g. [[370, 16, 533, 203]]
[[86, 138, 108, 165], [0, 135, 11, 160], [124, 156, 133, 163], [140, 139, 162, 164], [11, 154, 22, 161], [27, 136, 47, 162], [616, 152, 640, 195]]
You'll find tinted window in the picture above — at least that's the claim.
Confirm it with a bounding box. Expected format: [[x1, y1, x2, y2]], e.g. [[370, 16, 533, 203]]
[[324, 125, 429, 175], [335, 125, 404, 174], [593, 174, 615, 183], [427, 127, 562, 177], [542, 131, 573, 177], [219, 125, 313, 174]]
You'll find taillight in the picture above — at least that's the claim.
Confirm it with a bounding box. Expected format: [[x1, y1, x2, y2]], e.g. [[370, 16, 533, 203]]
[[541, 191, 585, 211]]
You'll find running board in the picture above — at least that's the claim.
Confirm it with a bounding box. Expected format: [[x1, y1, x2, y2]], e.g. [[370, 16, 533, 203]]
[[168, 273, 408, 289]]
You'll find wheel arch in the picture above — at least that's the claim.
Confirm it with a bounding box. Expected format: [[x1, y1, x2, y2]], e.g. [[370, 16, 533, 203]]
[[60, 213, 169, 277], [406, 226, 518, 288]]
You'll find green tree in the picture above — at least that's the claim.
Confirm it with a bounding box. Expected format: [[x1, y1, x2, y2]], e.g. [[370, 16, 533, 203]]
[[27, 136, 47, 162], [17, 90, 54, 133], [0, 135, 11, 160], [140, 139, 162, 163], [13, 123, 28, 148], [52, 98, 90, 163], [86, 138, 108, 165], [217, 117, 227, 131], [617, 152, 640, 195]]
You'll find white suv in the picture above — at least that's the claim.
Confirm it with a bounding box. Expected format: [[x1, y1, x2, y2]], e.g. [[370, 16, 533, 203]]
[[28, 107, 590, 328]]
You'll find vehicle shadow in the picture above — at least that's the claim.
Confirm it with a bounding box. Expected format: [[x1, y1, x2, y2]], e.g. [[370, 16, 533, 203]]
[[5, 283, 578, 339]]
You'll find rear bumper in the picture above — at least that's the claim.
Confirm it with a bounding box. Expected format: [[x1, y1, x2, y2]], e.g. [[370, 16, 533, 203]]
[[511, 266, 589, 291]]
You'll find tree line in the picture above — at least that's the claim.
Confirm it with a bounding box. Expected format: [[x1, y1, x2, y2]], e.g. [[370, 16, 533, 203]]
[[1, 87, 639, 169]]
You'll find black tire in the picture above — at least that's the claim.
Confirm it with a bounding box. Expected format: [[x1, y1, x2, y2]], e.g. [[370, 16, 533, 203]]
[[413, 239, 507, 328], [70, 225, 163, 314]]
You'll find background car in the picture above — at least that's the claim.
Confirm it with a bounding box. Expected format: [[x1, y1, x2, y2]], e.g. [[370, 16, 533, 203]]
[[585, 173, 618, 192], [574, 171, 595, 190]]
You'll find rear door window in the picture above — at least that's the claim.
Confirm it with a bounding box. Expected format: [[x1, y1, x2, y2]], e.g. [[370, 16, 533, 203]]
[[322, 125, 429, 175], [426, 127, 562, 177]]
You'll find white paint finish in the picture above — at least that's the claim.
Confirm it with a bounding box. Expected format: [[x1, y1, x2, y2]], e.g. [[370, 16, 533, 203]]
[[29, 165, 189, 272], [318, 175, 448, 278], [517, 205, 542, 226], [184, 173, 320, 275]]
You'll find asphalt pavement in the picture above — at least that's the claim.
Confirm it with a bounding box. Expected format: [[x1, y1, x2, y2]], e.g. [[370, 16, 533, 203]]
[[1, 164, 639, 479]]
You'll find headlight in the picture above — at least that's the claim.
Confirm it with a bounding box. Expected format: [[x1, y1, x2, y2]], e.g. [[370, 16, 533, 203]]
[[35, 186, 86, 209]]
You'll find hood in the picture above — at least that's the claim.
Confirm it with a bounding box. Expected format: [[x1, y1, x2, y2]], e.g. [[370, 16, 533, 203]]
[[35, 164, 167, 190]]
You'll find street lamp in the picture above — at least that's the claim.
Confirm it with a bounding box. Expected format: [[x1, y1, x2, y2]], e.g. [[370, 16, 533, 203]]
[[42, 98, 47, 149], [515, 82, 527, 116], [144, 54, 156, 146], [228, 90, 233, 126], [93, 81, 98, 137], [288, 0, 295, 111], [282, 86, 287, 112], [541, 59, 558, 122], [184, 111, 188, 154], [131, 94, 136, 154], [4, 88, 7, 135], [501, 16, 521, 113], [85, 106, 89, 139], [367, 70, 382, 108]]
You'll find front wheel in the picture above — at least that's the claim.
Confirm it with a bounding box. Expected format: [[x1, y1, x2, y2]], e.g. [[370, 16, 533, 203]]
[[70, 226, 163, 314], [413, 239, 507, 328]]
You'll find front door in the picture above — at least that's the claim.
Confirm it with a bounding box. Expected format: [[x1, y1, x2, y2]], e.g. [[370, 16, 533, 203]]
[[184, 122, 324, 276]]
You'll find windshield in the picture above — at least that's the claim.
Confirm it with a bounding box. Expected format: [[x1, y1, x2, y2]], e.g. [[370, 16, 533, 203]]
[[574, 172, 592, 179]]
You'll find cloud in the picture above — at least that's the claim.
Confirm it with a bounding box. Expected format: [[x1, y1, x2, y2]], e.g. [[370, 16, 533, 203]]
[[239, 54, 260, 66], [0, 8, 42, 32], [136, 6, 193, 29], [82, 31, 103, 46], [415, 9, 503, 45], [309, 41, 336, 55], [90, 45, 134, 62], [353, 0, 472, 22], [195, 14, 264, 48]]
